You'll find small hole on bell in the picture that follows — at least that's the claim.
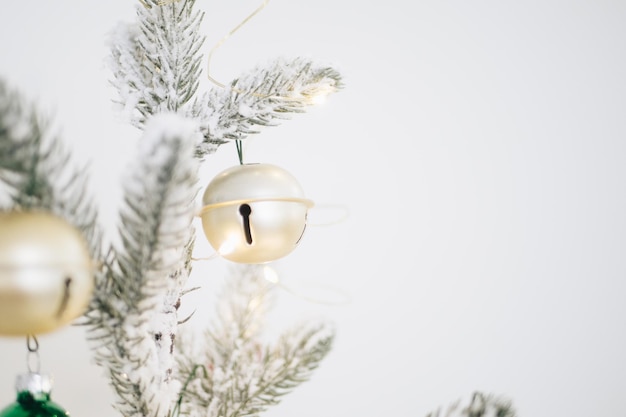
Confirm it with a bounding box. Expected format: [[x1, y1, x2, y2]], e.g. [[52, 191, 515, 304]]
[[239, 204, 252, 217]]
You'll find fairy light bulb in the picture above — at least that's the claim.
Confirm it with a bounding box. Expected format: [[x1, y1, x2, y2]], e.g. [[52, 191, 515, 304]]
[[262, 266, 279, 284], [306, 84, 336, 105], [218, 237, 237, 257]]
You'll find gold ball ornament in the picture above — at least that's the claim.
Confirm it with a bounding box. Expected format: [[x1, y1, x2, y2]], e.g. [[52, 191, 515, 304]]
[[0, 211, 95, 336], [200, 163, 314, 264]]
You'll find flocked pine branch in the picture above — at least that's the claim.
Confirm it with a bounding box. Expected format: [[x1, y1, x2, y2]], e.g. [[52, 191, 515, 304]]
[[193, 57, 343, 156], [0, 78, 101, 256], [176, 265, 335, 417], [108, 0, 205, 128], [98, 1, 343, 415], [0, 1, 344, 417], [425, 392, 516, 417], [107, 0, 343, 158], [1, 3, 518, 417], [83, 114, 201, 417]]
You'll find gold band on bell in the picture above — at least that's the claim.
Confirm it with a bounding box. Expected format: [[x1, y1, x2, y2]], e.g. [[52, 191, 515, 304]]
[[198, 197, 315, 216]]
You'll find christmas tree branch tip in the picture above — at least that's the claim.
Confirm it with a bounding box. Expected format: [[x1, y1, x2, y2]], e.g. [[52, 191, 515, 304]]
[[425, 392, 516, 417]]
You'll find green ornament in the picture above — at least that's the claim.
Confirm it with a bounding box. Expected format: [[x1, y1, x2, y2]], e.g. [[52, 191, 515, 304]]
[[0, 374, 69, 417]]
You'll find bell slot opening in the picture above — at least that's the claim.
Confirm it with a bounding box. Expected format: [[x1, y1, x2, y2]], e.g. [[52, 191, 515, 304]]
[[239, 203, 253, 245]]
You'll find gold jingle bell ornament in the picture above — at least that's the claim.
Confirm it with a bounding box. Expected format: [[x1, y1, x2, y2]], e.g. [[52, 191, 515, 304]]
[[0, 211, 95, 336], [200, 163, 313, 264]]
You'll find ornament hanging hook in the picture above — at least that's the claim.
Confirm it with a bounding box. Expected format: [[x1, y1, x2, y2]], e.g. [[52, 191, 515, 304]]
[[236, 139, 244, 164], [26, 334, 41, 374], [26, 334, 39, 353]]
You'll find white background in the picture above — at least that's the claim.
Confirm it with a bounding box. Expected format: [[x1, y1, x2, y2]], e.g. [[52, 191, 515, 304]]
[[1, 1, 626, 416]]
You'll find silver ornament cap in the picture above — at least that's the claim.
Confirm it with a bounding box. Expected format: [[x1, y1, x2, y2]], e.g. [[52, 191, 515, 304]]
[[15, 373, 53, 396], [200, 163, 313, 264]]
